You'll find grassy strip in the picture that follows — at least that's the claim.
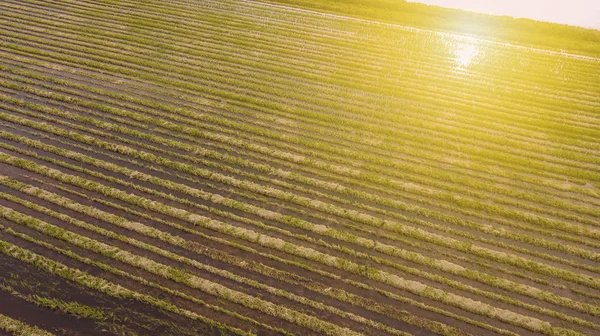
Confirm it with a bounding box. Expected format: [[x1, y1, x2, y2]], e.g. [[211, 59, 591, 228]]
[[0, 283, 115, 322], [3, 34, 598, 196], [3, 2, 596, 136], [11, 0, 600, 115], [0, 232, 289, 336], [0, 313, 55, 336], [0, 183, 415, 336], [2, 85, 599, 264], [4, 90, 599, 278], [0, 204, 362, 336], [0, 237, 252, 336], [3, 78, 600, 272], [80, 189, 502, 336], [1, 70, 597, 244], [3, 124, 600, 323], [3, 112, 600, 300], [4, 0, 596, 148], [0, 119, 426, 253], [3, 27, 599, 187], [2, 134, 599, 333], [3, 46, 600, 223], [0, 152, 584, 334], [20, 178, 498, 336], [2, 37, 596, 190], [2, 73, 599, 250], [8, 225, 519, 336]]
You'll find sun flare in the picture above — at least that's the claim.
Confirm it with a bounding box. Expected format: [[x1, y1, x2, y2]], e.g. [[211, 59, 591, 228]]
[[454, 43, 479, 69]]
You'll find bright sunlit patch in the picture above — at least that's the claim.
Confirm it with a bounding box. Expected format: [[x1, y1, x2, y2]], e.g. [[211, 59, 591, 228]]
[[454, 42, 479, 69]]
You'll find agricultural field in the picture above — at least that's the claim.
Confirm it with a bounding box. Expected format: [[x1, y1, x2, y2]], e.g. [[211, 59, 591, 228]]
[[0, 0, 599, 335]]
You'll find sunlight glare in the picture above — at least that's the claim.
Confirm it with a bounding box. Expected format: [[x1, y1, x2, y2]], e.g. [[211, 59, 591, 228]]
[[454, 42, 479, 69]]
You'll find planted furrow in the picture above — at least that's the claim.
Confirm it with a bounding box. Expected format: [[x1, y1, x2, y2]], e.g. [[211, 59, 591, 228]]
[[3, 95, 600, 279], [0, 151, 598, 335], [0, 0, 598, 334], [2, 42, 596, 214], [11, 0, 600, 109], [2, 55, 596, 228], [0, 313, 55, 336], [2, 80, 600, 267], [0, 192, 389, 336], [2, 19, 596, 171], [0, 237, 256, 336], [0, 180, 470, 336], [2, 23, 600, 182]]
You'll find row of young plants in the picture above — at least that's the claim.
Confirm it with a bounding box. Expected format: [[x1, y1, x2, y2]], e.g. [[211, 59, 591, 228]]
[[10, 121, 598, 301], [3, 220, 517, 336], [11, 160, 600, 322], [1, 180, 483, 336], [24, 175, 483, 336], [2, 29, 596, 215], [3, 176, 568, 336], [2, 70, 596, 252], [4, 88, 600, 282], [3, 12, 598, 163], [2, 1, 598, 334], [5, 133, 600, 324], [5, 23, 596, 177], [3, 120, 600, 329], [2, 61, 593, 228], [0, 283, 116, 324], [0, 230, 290, 336], [3, 52, 599, 223], [0, 196, 379, 336], [43, 0, 600, 121], [0, 313, 55, 336], [0, 235, 258, 336], [2, 6, 596, 171], [2, 106, 599, 288], [4, 8, 596, 146], [2, 88, 599, 277], [5, 0, 600, 296], [205, 0, 600, 77], [31, 0, 600, 102], [0, 147, 597, 334], [12, 0, 600, 135], [4, 96, 600, 278], [4, 34, 600, 213]]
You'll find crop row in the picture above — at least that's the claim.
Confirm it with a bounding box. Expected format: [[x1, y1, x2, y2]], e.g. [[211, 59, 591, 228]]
[[0, 312, 55, 336], [4, 94, 600, 286], [2, 11, 596, 161], [0, 194, 383, 336], [30, 176, 476, 335], [0, 149, 597, 334], [2, 88, 600, 276], [2, 25, 596, 213], [0, 184, 556, 336], [2, 60, 596, 240], [4, 32, 600, 220], [2, 109, 599, 291], [28, 0, 600, 98], [7, 120, 598, 297], [3, 49, 599, 223], [2, 1, 596, 163], [4, 8, 596, 142], [1, 1, 598, 335], [0, 235, 258, 336], [3, 59, 598, 225], [0, 179, 473, 336]]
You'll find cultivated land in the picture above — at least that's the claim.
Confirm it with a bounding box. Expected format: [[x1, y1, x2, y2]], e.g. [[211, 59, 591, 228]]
[[0, 0, 599, 335]]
